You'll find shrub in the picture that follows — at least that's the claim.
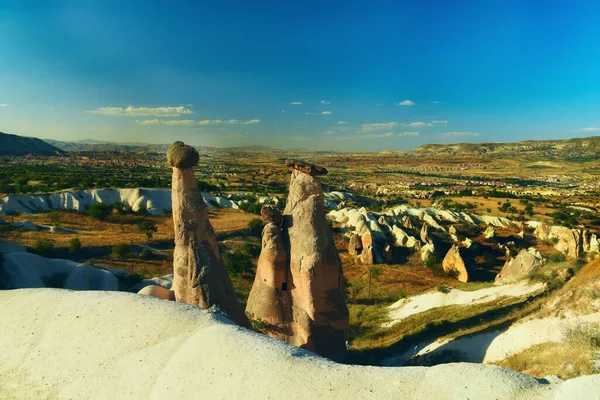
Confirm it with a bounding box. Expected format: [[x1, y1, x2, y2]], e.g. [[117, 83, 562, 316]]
[[423, 255, 437, 269], [68, 237, 82, 253], [112, 243, 130, 259], [241, 242, 260, 257], [549, 251, 567, 263], [113, 201, 127, 214], [139, 249, 153, 259], [528, 269, 563, 290], [223, 250, 254, 275], [136, 204, 148, 214], [248, 218, 263, 235], [87, 203, 113, 220], [31, 238, 54, 256], [138, 221, 158, 241]]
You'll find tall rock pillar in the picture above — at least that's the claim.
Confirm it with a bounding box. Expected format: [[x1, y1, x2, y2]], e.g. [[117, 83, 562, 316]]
[[168, 141, 249, 327], [282, 159, 349, 361]]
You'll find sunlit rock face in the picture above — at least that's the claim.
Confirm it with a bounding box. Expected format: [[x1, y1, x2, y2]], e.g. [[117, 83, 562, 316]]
[[168, 141, 249, 328], [282, 160, 349, 362], [246, 206, 292, 339]]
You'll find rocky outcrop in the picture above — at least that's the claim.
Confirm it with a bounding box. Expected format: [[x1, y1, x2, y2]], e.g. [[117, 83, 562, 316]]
[[137, 285, 176, 301], [246, 206, 291, 339], [483, 226, 495, 239], [168, 141, 249, 327], [401, 215, 414, 229], [420, 242, 436, 264], [283, 160, 349, 361], [495, 247, 545, 284], [442, 244, 473, 282], [533, 224, 591, 259], [420, 222, 430, 244], [449, 225, 461, 242], [356, 231, 377, 265], [348, 233, 363, 256]]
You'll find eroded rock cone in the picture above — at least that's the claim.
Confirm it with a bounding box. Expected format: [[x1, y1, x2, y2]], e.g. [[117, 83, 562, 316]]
[[246, 206, 292, 339], [282, 160, 349, 361], [168, 141, 249, 327], [442, 244, 473, 283]]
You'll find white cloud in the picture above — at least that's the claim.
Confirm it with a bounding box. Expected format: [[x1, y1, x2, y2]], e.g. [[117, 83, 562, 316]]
[[162, 119, 195, 126], [375, 103, 384, 106], [320, 100, 331, 104], [290, 101, 302, 105], [397, 100, 415, 106], [196, 119, 260, 125], [438, 132, 480, 138], [358, 132, 396, 138], [403, 121, 432, 127], [399, 131, 419, 136], [135, 119, 160, 125], [574, 127, 600, 132], [305, 111, 332, 115], [337, 121, 347, 125], [432, 101, 441, 104], [0, 104, 8, 107], [323, 130, 336, 135], [359, 122, 398, 132], [432, 120, 447, 124], [87, 105, 193, 117]]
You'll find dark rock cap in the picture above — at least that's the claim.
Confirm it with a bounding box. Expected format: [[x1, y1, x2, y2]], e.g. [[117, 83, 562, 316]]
[[285, 159, 328, 176], [167, 141, 199, 168], [261, 205, 282, 225]]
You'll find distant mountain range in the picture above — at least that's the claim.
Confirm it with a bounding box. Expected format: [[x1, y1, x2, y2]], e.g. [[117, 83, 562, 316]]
[[43, 139, 340, 158], [409, 136, 600, 159], [3, 131, 600, 160], [0, 132, 66, 156]]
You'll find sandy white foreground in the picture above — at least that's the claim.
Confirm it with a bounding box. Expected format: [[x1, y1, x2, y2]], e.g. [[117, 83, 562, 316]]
[[1, 290, 599, 399]]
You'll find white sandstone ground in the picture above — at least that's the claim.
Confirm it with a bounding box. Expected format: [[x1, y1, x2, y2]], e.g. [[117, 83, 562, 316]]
[[0, 189, 363, 216], [0, 240, 127, 291], [384, 282, 546, 327], [1, 289, 599, 399], [0, 188, 238, 216]]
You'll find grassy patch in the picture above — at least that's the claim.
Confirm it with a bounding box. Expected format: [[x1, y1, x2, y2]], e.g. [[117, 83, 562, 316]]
[[496, 323, 600, 379]]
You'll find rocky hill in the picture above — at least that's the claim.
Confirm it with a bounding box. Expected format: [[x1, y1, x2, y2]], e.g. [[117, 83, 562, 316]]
[[410, 136, 600, 159], [0, 132, 66, 156]]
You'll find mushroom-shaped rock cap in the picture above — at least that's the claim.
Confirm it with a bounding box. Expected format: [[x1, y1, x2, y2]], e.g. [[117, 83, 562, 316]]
[[261, 205, 282, 225], [285, 159, 328, 176], [167, 141, 199, 168]]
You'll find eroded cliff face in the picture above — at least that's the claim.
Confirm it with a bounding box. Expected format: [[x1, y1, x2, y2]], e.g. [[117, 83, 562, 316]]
[[168, 142, 249, 328], [282, 163, 349, 362]]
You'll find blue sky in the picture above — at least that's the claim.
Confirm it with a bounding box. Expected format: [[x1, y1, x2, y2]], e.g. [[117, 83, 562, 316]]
[[1, 1, 600, 151]]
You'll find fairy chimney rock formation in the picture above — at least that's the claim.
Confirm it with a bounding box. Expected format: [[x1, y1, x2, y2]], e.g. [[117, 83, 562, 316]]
[[282, 159, 349, 361], [246, 206, 291, 338], [442, 244, 473, 283], [168, 141, 249, 327]]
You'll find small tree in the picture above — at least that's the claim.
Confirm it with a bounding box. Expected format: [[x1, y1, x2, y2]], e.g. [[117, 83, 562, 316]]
[[248, 218, 263, 236], [138, 221, 158, 241], [31, 238, 54, 256], [87, 203, 112, 221], [112, 243, 130, 259], [68, 237, 82, 253]]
